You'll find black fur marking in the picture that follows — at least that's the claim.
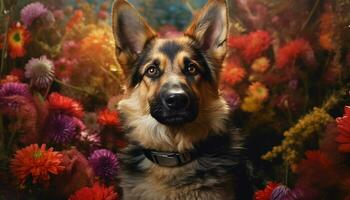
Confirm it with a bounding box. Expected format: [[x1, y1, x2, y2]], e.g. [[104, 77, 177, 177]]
[[130, 40, 155, 86], [119, 124, 253, 200], [159, 41, 183, 62], [188, 42, 213, 82]]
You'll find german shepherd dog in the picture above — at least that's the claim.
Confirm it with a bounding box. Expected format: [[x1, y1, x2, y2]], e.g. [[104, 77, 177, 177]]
[[112, 0, 253, 199]]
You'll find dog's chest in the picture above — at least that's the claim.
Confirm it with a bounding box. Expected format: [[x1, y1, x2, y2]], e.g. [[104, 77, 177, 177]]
[[120, 161, 236, 200]]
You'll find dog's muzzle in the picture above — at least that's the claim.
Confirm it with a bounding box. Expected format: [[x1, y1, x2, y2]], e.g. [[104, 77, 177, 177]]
[[150, 83, 198, 126]]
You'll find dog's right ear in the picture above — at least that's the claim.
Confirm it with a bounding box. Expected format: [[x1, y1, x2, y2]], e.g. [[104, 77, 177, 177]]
[[112, 0, 157, 74]]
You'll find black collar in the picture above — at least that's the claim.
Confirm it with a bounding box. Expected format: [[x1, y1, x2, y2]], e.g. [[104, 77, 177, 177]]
[[142, 148, 197, 167]]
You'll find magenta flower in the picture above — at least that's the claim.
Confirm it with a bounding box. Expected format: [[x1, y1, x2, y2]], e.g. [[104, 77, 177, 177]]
[[0, 82, 30, 97], [88, 149, 118, 181], [46, 114, 78, 144], [21, 2, 49, 27]]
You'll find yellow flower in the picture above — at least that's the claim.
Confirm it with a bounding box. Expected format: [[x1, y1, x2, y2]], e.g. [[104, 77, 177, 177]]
[[248, 82, 269, 101], [241, 96, 262, 112], [262, 107, 333, 167], [251, 57, 270, 73]]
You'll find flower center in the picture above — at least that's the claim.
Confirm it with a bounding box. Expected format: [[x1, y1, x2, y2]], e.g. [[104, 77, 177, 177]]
[[33, 151, 43, 159], [13, 32, 21, 42]]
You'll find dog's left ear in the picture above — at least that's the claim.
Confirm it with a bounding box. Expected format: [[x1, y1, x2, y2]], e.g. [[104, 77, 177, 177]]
[[185, 0, 228, 61]]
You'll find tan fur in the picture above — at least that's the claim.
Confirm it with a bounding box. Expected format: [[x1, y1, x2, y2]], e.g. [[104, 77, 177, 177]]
[[113, 0, 239, 199]]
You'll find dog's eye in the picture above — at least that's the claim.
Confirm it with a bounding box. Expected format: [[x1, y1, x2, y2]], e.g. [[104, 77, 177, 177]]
[[185, 63, 199, 76], [145, 65, 160, 78]]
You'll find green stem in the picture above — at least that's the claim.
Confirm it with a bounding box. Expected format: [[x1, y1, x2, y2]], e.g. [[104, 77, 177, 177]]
[[0, 13, 10, 77], [298, 0, 320, 36], [54, 78, 96, 96]]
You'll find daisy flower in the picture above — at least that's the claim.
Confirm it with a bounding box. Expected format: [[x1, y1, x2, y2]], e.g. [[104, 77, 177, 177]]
[[7, 22, 31, 58], [20, 2, 48, 27], [48, 92, 84, 119], [10, 144, 65, 184], [247, 82, 269, 101], [251, 57, 270, 73], [25, 56, 55, 89], [69, 182, 118, 200], [88, 149, 119, 181]]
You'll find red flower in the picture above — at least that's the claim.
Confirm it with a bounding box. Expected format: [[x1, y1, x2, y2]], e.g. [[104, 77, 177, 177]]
[[254, 182, 280, 200], [48, 92, 84, 118], [69, 182, 118, 200], [228, 30, 271, 63], [336, 106, 350, 153], [221, 57, 246, 86], [97, 109, 120, 127], [276, 39, 316, 69], [7, 22, 31, 58], [11, 144, 65, 184]]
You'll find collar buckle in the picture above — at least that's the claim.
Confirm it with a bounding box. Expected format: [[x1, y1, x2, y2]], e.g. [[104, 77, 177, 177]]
[[143, 149, 194, 167]]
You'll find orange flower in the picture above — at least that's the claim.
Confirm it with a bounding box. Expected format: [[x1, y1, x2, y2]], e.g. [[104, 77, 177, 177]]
[[248, 82, 269, 101], [254, 182, 280, 200], [11, 144, 65, 184], [222, 66, 246, 86], [48, 92, 84, 118], [98, 109, 120, 127], [7, 22, 31, 58], [319, 13, 335, 51], [66, 10, 84, 31], [69, 182, 118, 200]]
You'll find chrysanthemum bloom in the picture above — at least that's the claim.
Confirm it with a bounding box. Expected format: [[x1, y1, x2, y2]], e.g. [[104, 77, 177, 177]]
[[7, 23, 31, 58], [54, 57, 76, 80], [221, 66, 246, 86], [88, 149, 118, 181], [241, 96, 262, 113], [248, 82, 269, 101], [97, 109, 120, 127], [276, 39, 316, 69], [48, 92, 84, 118], [336, 106, 350, 153], [11, 144, 65, 184], [251, 57, 270, 73], [254, 182, 280, 200], [69, 182, 118, 200], [46, 114, 78, 144], [228, 30, 271, 63], [20, 2, 48, 27], [0, 75, 19, 84], [0, 82, 30, 97], [25, 56, 55, 89]]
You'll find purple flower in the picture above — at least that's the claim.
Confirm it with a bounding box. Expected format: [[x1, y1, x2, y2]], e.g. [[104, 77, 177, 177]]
[[222, 89, 241, 111], [21, 2, 48, 27], [25, 56, 55, 88], [88, 149, 118, 181], [0, 82, 30, 97], [270, 185, 291, 200], [46, 114, 78, 144]]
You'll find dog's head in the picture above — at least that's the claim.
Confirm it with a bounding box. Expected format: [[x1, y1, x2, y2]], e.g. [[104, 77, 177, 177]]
[[113, 0, 229, 150]]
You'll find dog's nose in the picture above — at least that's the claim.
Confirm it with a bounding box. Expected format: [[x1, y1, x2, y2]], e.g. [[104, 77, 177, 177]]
[[164, 92, 189, 110]]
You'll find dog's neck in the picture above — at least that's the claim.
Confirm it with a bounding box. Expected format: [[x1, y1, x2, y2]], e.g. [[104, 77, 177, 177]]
[[132, 131, 235, 167]]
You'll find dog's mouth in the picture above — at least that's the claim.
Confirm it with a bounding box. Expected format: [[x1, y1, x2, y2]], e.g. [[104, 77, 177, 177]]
[[150, 98, 198, 126]]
